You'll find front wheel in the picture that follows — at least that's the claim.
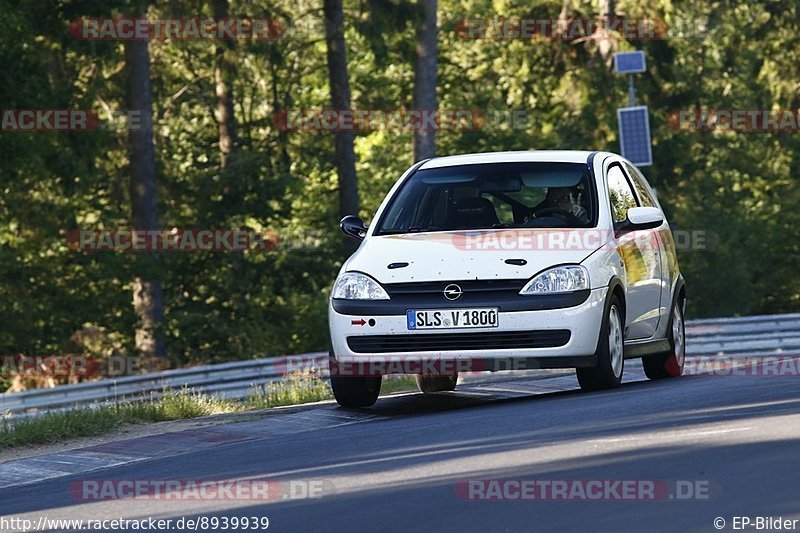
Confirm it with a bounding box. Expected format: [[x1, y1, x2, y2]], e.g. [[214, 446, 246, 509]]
[[329, 354, 381, 407], [577, 295, 624, 391], [643, 299, 686, 380]]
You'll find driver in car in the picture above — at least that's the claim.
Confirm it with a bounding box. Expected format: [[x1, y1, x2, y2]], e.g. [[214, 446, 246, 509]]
[[533, 187, 590, 224]]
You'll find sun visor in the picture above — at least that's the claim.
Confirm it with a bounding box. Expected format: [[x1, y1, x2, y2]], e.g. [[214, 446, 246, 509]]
[[521, 168, 586, 188]]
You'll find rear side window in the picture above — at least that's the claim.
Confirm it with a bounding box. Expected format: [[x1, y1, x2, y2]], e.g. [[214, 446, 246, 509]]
[[607, 165, 638, 223], [623, 162, 657, 208]]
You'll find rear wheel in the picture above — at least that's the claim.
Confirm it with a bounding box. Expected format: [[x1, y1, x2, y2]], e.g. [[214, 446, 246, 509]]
[[577, 295, 624, 391], [643, 299, 685, 380], [329, 354, 381, 408], [415, 373, 458, 393]]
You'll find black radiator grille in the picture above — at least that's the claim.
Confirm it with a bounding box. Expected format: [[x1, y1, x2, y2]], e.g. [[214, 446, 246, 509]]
[[384, 279, 526, 297], [347, 330, 570, 353]]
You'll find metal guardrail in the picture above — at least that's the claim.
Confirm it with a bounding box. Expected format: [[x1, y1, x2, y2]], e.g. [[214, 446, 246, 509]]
[[0, 353, 328, 416], [685, 313, 800, 356], [1, 313, 798, 416]]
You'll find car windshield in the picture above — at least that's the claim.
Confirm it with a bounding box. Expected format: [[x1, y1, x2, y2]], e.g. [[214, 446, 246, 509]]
[[375, 162, 596, 235]]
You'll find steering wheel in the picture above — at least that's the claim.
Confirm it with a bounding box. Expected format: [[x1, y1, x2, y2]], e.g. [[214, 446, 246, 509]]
[[525, 207, 579, 225]]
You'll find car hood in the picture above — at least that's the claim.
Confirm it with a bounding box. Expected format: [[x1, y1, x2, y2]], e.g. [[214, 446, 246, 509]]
[[344, 229, 608, 284]]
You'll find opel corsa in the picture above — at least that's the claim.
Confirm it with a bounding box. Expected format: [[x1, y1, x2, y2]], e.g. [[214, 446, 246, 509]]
[[329, 151, 686, 407]]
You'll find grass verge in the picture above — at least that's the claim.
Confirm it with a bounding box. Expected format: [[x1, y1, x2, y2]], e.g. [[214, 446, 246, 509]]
[[0, 389, 243, 450], [381, 375, 419, 395], [246, 371, 333, 409], [0, 371, 421, 451]]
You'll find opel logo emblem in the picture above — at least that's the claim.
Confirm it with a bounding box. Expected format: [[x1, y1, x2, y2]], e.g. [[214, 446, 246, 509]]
[[443, 284, 463, 301]]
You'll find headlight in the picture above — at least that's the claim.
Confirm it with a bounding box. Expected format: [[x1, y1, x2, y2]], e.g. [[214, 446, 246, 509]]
[[332, 272, 390, 300], [519, 265, 589, 295]]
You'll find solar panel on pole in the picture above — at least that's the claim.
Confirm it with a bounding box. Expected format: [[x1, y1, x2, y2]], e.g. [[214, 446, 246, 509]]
[[613, 51, 647, 74], [617, 106, 653, 166]]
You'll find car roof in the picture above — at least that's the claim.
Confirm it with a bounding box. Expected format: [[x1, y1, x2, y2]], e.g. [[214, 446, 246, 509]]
[[418, 150, 606, 170]]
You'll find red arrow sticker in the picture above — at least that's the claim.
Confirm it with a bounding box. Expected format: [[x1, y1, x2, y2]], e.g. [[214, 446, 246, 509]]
[[351, 319, 366, 326]]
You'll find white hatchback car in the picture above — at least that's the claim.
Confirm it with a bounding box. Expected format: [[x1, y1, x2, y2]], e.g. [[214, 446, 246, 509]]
[[328, 151, 686, 407]]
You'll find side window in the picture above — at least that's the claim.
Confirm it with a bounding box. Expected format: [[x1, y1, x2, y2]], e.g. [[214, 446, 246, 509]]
[[623, 162, 657, 208], [607, 165, 638, 223]]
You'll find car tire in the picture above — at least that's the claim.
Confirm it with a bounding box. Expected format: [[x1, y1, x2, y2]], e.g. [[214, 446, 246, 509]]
[[329, 354, 381, 408], [643, 298, 686, 380], [577, 294, 625, 391], [415, 373, 458, 393]]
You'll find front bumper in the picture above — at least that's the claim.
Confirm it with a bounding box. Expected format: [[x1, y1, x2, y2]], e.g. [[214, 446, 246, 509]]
[[329, 287, 607, 370]]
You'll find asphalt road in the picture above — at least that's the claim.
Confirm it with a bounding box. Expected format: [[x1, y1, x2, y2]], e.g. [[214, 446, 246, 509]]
[[1, 363, 799, 533]]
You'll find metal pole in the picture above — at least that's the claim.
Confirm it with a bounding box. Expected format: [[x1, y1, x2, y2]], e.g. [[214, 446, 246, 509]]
[[628, 74, 635, 106]]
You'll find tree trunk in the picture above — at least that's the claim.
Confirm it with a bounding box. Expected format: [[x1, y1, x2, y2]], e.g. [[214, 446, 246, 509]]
[[124, 13, 166, 370], [413, 0, 438, 163], [323, 0, 359, 219], [597, 0, 616, 67], [211, 0, 238, 169]]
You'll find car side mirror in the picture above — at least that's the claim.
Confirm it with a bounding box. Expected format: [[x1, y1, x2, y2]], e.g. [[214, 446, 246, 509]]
[[626, 206, 664, 230], [340, 215, 367, 240]]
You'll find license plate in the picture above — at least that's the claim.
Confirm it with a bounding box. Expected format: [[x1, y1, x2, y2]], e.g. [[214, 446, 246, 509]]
[[406, 308, 499, 330]]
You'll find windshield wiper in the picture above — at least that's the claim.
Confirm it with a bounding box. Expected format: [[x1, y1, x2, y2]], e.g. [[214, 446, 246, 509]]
[[378, 226, 439, 235], [407, 226, 439, 232]]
